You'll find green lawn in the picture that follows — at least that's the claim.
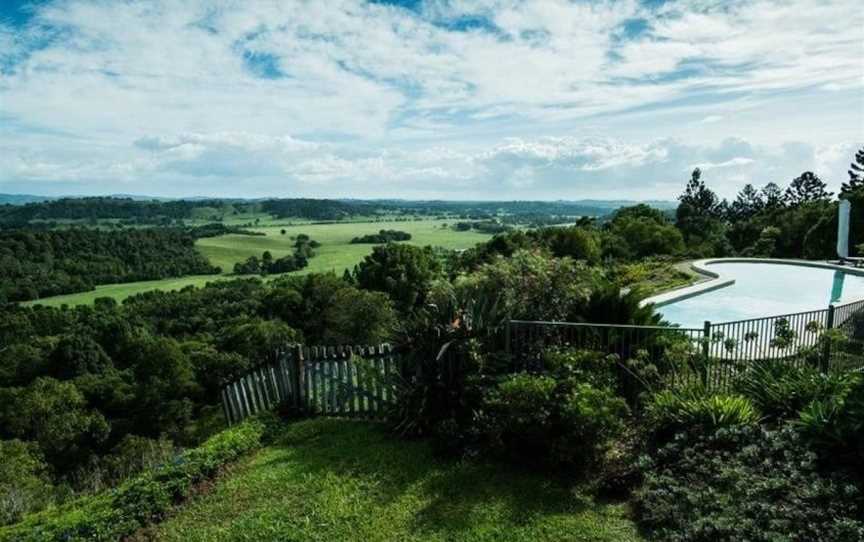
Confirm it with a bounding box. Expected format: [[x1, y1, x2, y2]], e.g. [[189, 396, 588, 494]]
[[24, 219, 490, 308], [150, 418, 642, 542]]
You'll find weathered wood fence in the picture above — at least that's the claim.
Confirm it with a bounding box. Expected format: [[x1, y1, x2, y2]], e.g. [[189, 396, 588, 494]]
[[221, 344, 398, 425]]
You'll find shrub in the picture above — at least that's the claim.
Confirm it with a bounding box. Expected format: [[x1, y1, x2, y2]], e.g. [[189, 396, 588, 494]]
[[0, 440, 55, 527], [542, 349, 618, 389], [544, 348, 662, 407], [646, 385, 759, 443], [0, 418, 268, 542], [634, 426, 864, 542], [734, 361, 853, 421], [481, 372, 628, 471]]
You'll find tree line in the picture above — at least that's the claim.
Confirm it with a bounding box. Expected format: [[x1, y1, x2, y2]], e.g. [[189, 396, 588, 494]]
[[233, 235, 320, 275], [350, 229, 412, 244], [0, 197, 385, 227]]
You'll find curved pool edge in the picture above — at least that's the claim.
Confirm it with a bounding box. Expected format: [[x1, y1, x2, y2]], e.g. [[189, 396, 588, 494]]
[[640, 258, 864, 309], [640, 260, 734, 309]]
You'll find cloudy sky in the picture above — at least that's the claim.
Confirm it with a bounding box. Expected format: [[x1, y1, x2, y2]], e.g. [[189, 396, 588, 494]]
[[1, 0, 862, 200]]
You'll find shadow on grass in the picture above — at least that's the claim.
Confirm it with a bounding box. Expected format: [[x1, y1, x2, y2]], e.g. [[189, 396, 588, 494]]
[[259, 418, 592, 537]]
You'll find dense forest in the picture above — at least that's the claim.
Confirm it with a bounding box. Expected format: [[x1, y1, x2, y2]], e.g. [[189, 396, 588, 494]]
[[0, 229, 220, 303]]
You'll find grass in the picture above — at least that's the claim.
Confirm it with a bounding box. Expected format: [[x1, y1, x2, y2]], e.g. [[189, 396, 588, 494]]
[[150, 418, 642, 542], [21, 275, 231, 308], [24, 219, 490, 307], [197, 219, 491, 276]]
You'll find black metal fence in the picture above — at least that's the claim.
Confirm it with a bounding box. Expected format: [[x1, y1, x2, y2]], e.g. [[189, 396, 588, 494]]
[[507, 298, 864, 391]]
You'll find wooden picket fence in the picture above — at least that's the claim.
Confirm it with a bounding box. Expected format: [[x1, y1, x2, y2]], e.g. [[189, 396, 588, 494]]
[[221, 344, 399, 425]]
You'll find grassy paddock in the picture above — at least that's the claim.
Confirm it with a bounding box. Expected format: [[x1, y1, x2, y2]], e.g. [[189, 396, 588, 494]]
[[196, 219, 490, 275], [151, 418, 641, 542], [24, 219, 489, 307], [21, 275, 229, 308]]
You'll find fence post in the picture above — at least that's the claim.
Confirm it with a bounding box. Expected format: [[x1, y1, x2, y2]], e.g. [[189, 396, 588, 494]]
[[701, 321, 711, 387], [293, 344, 305, 411], [220, 388, 232, 426], [822, 305, 835, 373]]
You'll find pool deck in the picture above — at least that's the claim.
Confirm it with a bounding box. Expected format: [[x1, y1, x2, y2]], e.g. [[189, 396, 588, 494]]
[[641, 258, 864, 308]]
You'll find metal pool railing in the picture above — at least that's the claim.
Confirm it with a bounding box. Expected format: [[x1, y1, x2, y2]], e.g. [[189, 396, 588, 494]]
[[507, 298, 864, 390], [707, 308, 829, 362]]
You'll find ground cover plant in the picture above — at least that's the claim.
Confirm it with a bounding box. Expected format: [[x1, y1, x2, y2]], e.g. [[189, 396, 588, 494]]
[[634, 426, 864, 542]]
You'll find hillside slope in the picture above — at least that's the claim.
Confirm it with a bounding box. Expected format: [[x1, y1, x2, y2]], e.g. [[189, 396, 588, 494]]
[[151, 418, 642, 542]]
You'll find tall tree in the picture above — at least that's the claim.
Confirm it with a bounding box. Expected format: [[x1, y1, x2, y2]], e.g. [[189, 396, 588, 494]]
[[676, 168, 722, 243], [841, 146, 864, 197], [730, 184, 764, 219], [355, 244, 442, 313], [760, 182, 785, 211], [678, 168, 719, 217], [784, 171, 833, 206]]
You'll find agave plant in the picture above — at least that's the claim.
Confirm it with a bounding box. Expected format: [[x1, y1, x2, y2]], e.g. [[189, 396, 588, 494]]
[[646, 384, 760, 443], [734, 361, 853, 421]]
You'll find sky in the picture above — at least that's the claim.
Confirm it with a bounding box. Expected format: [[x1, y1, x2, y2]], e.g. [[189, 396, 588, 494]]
[[0, 0, 862, 200]]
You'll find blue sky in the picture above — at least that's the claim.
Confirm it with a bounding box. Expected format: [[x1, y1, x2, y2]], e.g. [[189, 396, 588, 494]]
[[0, 0, 862, 200]]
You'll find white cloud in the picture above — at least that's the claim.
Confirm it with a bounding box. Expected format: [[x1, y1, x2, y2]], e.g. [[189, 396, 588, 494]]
[[0, 0, 861, 198]]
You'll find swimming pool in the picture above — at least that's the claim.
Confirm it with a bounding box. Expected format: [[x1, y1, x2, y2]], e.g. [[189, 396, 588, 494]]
[[656, 260, 864, 328]]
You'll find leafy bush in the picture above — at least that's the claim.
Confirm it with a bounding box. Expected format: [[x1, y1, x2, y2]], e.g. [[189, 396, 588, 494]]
[[544, 348, 662, 407], [646, 385, 759, 443], [734, 361, 853, 421], [0, 418, 268, 542], [543, 349, 619, 389], [634, 426, 864, 542], [479, 372, 629, 471]]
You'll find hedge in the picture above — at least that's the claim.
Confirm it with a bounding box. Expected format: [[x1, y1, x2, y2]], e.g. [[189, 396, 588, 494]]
[[0, 418, 267, 542]]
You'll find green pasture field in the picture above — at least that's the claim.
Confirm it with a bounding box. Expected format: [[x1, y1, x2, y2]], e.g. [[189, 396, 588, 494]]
[[197, 219, 492, 275], [24, 219, 491, 307], [21, 275, 230, 308]]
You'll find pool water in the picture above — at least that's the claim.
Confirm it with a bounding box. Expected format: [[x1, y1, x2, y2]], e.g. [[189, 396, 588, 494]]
[[658, 262, 864, 328]]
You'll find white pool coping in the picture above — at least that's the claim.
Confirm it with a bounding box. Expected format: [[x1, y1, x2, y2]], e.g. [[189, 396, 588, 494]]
[[640, 258, 864, 308]]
